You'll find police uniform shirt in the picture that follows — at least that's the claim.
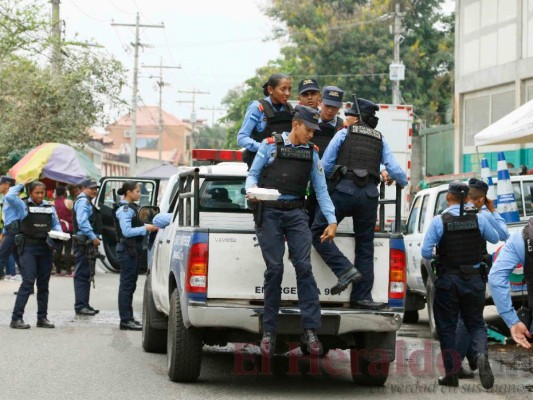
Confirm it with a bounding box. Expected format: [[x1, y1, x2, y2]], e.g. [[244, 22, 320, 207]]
[[488, 230, 524, 328], [318, 115, 338, 127], [245, 132, 337, 225], [153, 212, 173, 229], [3, 183, 24, 232], [471, 204, 509, 242], [237, 97, 291, 153], [421, 204, 500, 261], [5, 184, 62, 232], [321, 128, 408, 187], [74, 193, 98, 241], [115, 200, 147, 238]]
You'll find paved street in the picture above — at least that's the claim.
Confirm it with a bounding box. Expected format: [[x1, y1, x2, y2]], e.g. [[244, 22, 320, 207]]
[[1, 271, 533, 400]]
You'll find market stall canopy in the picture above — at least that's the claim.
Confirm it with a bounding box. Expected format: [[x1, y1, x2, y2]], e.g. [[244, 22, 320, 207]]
[[8, 143, 101, 184], [474, 99, 533, 146], [138, 162, 180, 179]]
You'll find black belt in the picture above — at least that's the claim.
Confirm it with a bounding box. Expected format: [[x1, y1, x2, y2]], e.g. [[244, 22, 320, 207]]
[[25, 237, 47, 246], [262, 200, 304, 209], [342, 172, 379, 185], [441, 266, 481, 276]]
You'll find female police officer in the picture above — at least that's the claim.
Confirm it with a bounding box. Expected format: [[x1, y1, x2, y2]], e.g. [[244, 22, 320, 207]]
[[237, 73, 294, 169], [9, 181, 63, 329], [114, 181, 158, 331], [246, 105, 337, 358]]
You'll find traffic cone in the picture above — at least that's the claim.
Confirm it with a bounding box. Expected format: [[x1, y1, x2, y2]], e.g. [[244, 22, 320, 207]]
[[496, 152, 520, 223], [480, 158, 497, 206]]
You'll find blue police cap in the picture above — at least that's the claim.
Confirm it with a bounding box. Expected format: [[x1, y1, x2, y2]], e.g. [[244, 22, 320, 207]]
[[294, 105, 321, 131], [79, 178, 99, 189], [298, 79, 320, 95], [468, 177, 489, 195], [0, 176, 15, 185], [321, 86, 344, 108], [448, 181, 469, 196], [345, 97, 380, 117]]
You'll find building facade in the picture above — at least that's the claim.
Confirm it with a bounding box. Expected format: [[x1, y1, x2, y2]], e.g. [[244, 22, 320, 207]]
[[455, 0, 533, 173]]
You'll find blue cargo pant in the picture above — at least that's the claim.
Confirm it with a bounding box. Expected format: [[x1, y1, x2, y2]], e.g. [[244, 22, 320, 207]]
[[311, 179, 379, 302], [255, 207, 321, 333], [73, 242, 91, 311], [117, 242, 142, 322]]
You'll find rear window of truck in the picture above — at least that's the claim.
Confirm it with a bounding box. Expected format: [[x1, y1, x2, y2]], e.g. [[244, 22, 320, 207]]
[[199, 179, 247, 212]]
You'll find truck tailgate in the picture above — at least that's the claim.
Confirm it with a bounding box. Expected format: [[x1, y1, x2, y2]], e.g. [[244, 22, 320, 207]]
[[207, 232, 391, 304]]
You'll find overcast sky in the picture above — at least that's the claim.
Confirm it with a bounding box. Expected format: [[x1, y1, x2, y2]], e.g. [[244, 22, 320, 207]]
[[60, 0, 282, 126]]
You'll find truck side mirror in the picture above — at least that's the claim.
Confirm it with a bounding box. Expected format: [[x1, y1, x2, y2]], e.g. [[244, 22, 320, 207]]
[[138, 206, 160, 224]]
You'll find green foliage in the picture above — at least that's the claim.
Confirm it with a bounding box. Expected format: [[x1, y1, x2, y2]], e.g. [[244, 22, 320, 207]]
[[195, 124, 228, 149], [223, 0, 454, 145], [0, 0, 127, 172]]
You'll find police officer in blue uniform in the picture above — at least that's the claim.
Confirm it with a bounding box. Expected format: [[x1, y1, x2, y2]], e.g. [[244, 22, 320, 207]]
[[422, 182, 499, 388], [246, 105, 338, 358], [0, 175, 18, 279], [455, 178, 509, 379], [114, 181, 158, 330], [305, 86, 346, 226], [237, 73, 294, 169], [311, 98, 408, 309], [72, 178, 103, 316], [489, 224, 533, 350], [297, 78, 321, 110], [9, 181, 63, 329]]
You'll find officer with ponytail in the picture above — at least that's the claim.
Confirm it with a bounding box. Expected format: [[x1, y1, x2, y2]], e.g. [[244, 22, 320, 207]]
[[9, 180, 63, 329], [114, 181, 158, 331], [237, 73, 294, 169]]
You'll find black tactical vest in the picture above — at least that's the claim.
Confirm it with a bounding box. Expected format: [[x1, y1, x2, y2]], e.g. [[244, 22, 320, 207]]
[[113, 202, 144, 243], [20, 200, 53, 241], [437, 212, 485, 267], [336, 122, 383, 183], [73, 195, 103, 235], [258, 134, 314, 197], [314, 117, 344, 158]]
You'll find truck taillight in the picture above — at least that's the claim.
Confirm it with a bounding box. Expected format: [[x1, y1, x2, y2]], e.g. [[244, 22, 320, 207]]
[[186, 243, 208, 293], [389, 248, 406, 300]]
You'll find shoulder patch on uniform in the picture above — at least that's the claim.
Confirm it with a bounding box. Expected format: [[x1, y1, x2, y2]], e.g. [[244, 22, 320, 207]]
[[122, 205, 129, 211], [266, 136, 276, 144], [258, 103, 264, 112], [313, 144, 319, 152]]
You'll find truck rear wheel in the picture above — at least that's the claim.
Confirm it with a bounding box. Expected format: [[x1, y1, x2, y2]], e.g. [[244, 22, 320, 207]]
[[142, 274, 167, 353], [167, 288, 203, 382], [350, 349, 390, 386], [426, 279, 439, 339], [402, 310, 419, 324]]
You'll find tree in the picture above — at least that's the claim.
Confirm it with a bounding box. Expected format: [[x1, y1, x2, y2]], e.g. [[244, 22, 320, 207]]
[[223, 0, 454, 146], [0, 0, 127, 171], [195, 124, 228, 149]]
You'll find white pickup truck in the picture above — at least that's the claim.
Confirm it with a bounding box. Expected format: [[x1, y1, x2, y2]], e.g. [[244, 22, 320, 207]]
[[403, 175, 533, 336], [98, 157, 407, 385]]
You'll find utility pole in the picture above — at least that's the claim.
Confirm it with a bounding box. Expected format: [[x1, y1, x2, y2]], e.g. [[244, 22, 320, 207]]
[[390, 1, 405, 105], [177, 89, 209, 148], [111, 14, 164, 175], [143, 58, 181, 161], [50, 0, 62, 75], [200, 106, 227, 126]]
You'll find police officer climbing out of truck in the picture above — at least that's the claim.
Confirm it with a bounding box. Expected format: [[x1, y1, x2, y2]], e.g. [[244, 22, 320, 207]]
[[72, 178, 103, 316], [237, 73, 294, 169], [311, 97, 408, 309], [246, 105, 338, 358], [422, 182, 499, 388], [305, 86, 345, 226], [9, 180, 63, 329], [114, 181, 158, 331]]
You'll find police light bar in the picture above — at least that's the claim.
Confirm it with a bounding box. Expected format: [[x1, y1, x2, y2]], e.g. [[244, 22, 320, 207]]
[[192, 149, 243, 162]]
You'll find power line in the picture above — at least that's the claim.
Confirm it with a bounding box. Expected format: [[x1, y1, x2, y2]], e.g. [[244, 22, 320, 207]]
[[107, 0, 136, 15], [70, 0, 110, 23]]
